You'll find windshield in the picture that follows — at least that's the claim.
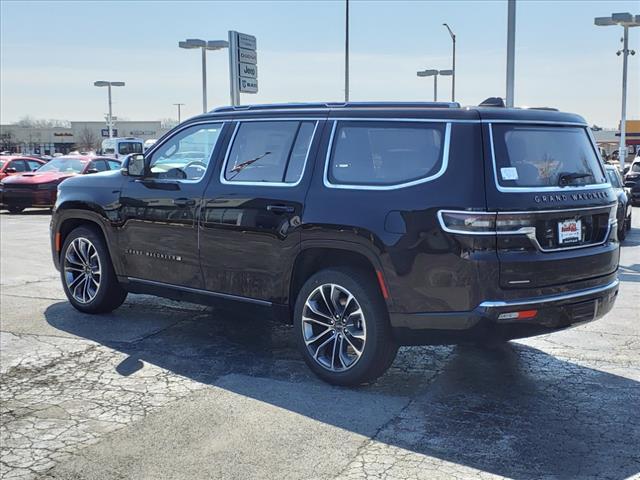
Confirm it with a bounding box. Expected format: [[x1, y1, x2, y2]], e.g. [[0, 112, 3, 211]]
[[118, 142, 143, 155], [632, 163, 640, 173], [493, 125, 607, 188], [36, 157, 86, 174], [0, 160, 5, 168]]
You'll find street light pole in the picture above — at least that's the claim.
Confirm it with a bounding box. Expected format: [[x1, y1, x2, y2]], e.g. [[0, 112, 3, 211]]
[[594, 13, 639, 172], [173, 103, 185, 123], [179, 39, 229, 114], [94, 81, 125, 139], [201, 47, 207, 113], [433, 75, 438, 102], [417, 69, 452, 102], [443, 23, 456, 102], [107, 84, 113, 138]]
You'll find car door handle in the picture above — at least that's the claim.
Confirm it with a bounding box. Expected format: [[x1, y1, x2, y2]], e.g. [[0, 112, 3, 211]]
[[266, 204, 294, 214], [174, 198, 196, 207]]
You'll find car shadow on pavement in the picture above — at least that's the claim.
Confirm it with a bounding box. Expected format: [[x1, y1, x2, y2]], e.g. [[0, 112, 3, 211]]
[[45, 302, 640, 479]]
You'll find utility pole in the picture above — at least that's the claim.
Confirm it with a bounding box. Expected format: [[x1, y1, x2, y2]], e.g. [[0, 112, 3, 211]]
[[173, 103, 185, 124], [506, 0, 516, 107], [345, 0, 350, 102]]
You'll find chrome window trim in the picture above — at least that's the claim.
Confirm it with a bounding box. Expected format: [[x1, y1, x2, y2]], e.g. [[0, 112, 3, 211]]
[[488, 122, 610, 193], [127, 277, 272, 306], [323, 120, 452, 191], [143, 120, 226, 185], [219, 119, 320, 187], [479, 278, 619, 308]]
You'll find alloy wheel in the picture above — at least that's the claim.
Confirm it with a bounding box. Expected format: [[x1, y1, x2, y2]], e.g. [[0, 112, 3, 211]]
[[302, 283, 367, 372], [63, 237, 102, 304]]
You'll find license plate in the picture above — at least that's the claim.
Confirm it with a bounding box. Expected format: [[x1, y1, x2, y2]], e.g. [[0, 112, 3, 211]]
[[558, 219, 581, 244]]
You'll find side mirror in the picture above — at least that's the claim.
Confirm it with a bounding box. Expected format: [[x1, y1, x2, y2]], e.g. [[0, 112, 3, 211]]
[[86, 168, 99, 174], [5, 167, 16, 174], [122, 154, 146, 177]]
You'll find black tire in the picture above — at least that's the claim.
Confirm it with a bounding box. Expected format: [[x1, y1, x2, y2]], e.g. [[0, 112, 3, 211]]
[[618, 221, 627, 241], [294, 267, 398, 386], [60, 225, 127, 313], [7, 206, 24, 214]]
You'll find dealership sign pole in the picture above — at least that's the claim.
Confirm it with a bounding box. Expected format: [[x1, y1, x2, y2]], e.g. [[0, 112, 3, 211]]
[[228, 31, 258, 106]]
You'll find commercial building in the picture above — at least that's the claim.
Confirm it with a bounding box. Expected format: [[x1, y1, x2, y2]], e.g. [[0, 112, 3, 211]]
[[0, 121, 172, 155]]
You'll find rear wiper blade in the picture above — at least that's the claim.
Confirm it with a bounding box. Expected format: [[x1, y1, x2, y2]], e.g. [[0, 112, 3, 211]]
[[558, 172, 593, 186]]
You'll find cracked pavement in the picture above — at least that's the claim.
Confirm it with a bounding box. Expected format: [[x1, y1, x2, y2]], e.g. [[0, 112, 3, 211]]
[[1, 210, 638, 479]]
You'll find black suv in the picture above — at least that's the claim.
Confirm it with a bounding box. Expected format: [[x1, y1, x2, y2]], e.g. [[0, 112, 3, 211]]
[[50, 102, 620, 385]]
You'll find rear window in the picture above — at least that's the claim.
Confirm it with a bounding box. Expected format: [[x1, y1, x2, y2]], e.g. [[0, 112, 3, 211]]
[[328, 121, 445, 187], [118, 142, 143, 155], [492, 125, 606, 188]]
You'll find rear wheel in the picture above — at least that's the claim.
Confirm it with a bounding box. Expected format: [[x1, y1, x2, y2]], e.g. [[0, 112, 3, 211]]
[[294, 267, 398, 386], [61, 226, 127, 313], [7, 206, 24, 214], [626, 211, 632, 232]]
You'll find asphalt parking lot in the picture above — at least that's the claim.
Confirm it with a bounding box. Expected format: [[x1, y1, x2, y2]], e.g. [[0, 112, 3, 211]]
[[1, 209, 638, 480]]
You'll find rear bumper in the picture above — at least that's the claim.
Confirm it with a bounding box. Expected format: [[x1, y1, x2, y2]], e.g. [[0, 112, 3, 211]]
[[390, 278, 619, 345]]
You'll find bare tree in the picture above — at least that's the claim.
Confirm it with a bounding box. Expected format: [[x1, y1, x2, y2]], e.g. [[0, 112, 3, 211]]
[[160, 118, 178, 129], [76, 127, 99, 151], [16, 117, 71, 128], [0, 129, 16, 152]]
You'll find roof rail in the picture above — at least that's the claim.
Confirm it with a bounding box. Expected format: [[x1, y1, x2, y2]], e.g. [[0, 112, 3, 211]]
[[212, 101, 460, 113]]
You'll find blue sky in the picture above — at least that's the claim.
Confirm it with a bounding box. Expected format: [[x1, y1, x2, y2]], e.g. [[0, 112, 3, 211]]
[[1, 0, 638, 127]]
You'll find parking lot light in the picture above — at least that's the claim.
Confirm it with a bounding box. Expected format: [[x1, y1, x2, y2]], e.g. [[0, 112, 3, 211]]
[[93, 81, 125, 138], [179, 38, 229, 113], [417, 69, 452, 102], [594, 12, 640, 172]]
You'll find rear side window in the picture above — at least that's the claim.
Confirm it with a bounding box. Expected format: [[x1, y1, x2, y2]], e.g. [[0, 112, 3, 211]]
[[328, 121, 446, 187], [224, 121, 316, 184], [492, 125, 607, 188]]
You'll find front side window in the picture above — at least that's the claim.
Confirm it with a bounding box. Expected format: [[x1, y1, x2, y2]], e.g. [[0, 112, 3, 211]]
[[224, 121, 316, 183], [107, 160, 121, 170], [9, 160, 28, 172], [328, 121, 445, 187], [88, 160, 108, 172], [149, 123, 222, 181], [493, 125, 607, 188], [118, 142, 143, 155]]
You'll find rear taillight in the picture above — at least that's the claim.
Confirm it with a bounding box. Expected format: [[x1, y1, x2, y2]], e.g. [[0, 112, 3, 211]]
[[438, 210, 534, 235]]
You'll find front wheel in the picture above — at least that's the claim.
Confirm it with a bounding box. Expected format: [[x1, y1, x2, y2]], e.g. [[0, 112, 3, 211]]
[[294, 267, 398, 386], [60, 226, 127, 313]]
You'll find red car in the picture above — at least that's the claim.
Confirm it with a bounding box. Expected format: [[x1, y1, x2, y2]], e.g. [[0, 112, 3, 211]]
[[1, 155, 121, 213], [0, 156, 46, 181]]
